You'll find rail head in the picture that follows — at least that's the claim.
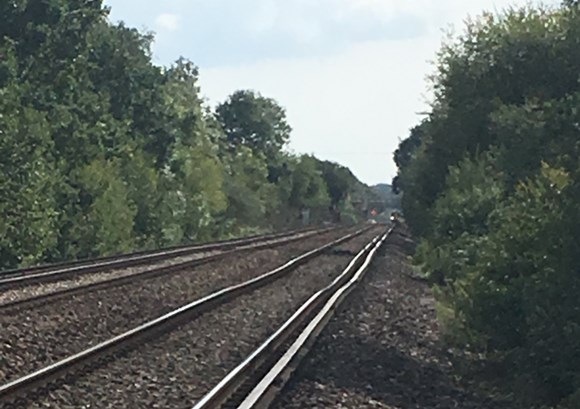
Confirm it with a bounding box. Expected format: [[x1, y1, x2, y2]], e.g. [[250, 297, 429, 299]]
[[0, 226, 323, 279], [0, 226, 335, 289], [0, 226, 370, 403], [0, 226, 342, 312], [238, 229, 392, 409], [192, 226, 393, 409]]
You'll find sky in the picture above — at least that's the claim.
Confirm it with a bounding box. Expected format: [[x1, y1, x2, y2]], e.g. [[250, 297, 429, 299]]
[[103, 0, 558, 186]]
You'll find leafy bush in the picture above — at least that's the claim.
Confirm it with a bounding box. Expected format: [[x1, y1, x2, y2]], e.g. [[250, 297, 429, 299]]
[[395, 3, 580, 406], [0, 0, 374, 269]]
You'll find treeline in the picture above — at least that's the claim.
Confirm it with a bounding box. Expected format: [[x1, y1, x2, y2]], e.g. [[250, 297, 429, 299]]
[[394, 2, 580, 408], [0, 1, 370, 270]]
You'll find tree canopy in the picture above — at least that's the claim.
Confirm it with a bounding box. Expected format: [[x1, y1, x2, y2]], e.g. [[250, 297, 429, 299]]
[[394, 2, 580, 407], [216, 90, 291, 162], [0, 0, 375, 270]]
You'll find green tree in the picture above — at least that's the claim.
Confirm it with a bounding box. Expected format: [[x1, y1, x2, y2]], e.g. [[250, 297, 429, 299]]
[[395, 4, 580, 407], [72, 158, 136, 257], [121, 151, 162, 248], [318, 161, 352, 207], [216, 90, 291, 162], [0, 0, 370, 274], [164, 141, 227, 243], [220, 147, 273, 233], [396, 4, 580, 236], [0, 83, 59, 268], [288, 155, 330, 218], [455, 165, 580, 406]]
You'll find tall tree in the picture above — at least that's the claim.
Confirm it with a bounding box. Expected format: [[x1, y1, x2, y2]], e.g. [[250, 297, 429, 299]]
[[0, 0, 371, 271], [216, 90, 291, 161], [396, 4, 580, 406]]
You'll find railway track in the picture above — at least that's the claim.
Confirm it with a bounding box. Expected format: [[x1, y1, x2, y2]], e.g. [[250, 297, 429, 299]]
[[0, 225, 383, 408], [0, 226, 324, 288], [0, 226, 359, 385], [194, 226, 393, 409], [0, 227, 333, 309]]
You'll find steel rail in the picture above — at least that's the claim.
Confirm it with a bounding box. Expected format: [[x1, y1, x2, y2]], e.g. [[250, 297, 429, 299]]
[[0, 227, 331, 289], [0, 226, 371, 403], [0, 227, 321, 280], [0, 227, 336, 311], [192, 226, 393, 409]]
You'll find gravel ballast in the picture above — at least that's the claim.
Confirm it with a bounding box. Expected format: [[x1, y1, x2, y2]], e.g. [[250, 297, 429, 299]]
[[273, 227, 511, 409], [0, 230, 320, 307], [0, 227, 368, 384], [2, 227, 383, 408], [0, 250, 221, 306]]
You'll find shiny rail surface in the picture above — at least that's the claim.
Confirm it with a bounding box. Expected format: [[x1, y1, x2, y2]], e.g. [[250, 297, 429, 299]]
[[192, 226, 393, 409], [0, 226, 370, 404], [0, 227, 335, 311], [0, 227, 320, 279], [0, 227, 329, 289]]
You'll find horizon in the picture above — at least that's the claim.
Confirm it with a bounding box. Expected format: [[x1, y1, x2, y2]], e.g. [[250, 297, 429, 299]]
[[104, 0, 559, 185]]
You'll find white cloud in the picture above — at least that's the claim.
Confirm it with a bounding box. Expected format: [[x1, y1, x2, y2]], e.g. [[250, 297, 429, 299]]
[[334, 0, 425, 21], [106, 0, 562, 185], [246, 1, 324, 43], [283, 16, 322, 44], [198, 0, 560, 185], [247, 0, 278, 33], [200, 37, 438, 185], [155, 13, 180, 32]]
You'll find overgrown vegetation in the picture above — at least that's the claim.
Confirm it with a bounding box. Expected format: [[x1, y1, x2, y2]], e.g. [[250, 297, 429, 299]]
[[394, 2, 580, 407], [0, 0, 374, 270]]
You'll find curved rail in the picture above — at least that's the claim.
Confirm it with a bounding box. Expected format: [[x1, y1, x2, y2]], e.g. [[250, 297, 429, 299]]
[[0, 226, 370, 403], [0, 227, 330, 289], [193, 226, 393, 409]]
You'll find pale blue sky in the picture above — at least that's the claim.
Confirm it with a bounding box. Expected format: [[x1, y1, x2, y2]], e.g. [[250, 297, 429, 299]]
[[104, 0, 558, 185]]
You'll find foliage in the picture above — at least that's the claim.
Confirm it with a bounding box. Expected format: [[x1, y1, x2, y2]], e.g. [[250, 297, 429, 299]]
[[221, 146, 273, 233], [288, 155, 330, 210], [395, 4, 580, 235], [74, 158, 136, 257], [454, 165, 580, 406], [216, 90, 291, 163], [414, 153, 505, 286], [394, 3, 580, 407], [0, 83, 59, 267], [0, 1, 374, 270]]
